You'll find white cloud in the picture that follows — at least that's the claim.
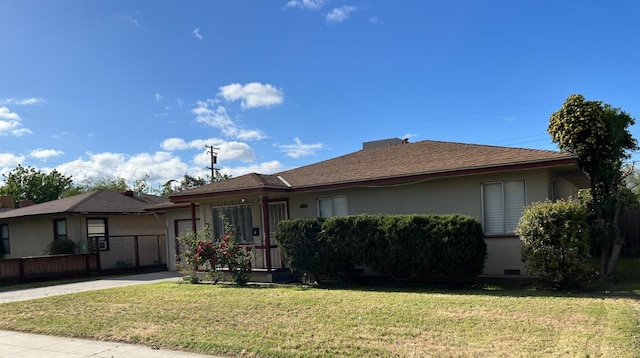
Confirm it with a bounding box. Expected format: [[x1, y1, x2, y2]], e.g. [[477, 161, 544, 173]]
[[161, 138, 190, 151], [218, 82, 284, 109], [0, 97, 44, 106], [0, 107, 31, 136], [222, 160, 285, 177], [0, 153, 25, 167], [326, 6, 357, 23], [30, 149, 64, 161], [12, 128, 33, 136], [191, 101, 266, 140], [193, 101, 234, 128], [0, 107, 20, 121], [284, 0, 325, 10], [55, 151, 189, 185], [192, 28, 203, 40], [162, 137, 256, 164], [369, 16, 379, 25], [277, 137, 325, 158], [154, 93, 164, 102]]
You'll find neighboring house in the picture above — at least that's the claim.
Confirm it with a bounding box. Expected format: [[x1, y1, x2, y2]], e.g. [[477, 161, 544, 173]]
[[0, 190, 168, 270], [162, 139, 589, 278]]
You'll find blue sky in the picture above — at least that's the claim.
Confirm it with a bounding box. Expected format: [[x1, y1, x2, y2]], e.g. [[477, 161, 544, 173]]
[[2, 0, 640, 189]]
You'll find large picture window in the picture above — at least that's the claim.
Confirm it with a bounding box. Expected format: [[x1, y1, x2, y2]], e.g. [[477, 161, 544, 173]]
[[482, 181, 525, 235], [0, 224, 9, 254], [212, 206, 253, 243], [317, 196, 348, 218]]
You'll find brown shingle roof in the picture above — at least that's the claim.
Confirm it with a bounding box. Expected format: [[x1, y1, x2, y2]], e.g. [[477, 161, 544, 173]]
[[279, 140, 578, 188], [169, 139, 582, 201], [169, 173, 289, 201], [0, 190, 167, 220]]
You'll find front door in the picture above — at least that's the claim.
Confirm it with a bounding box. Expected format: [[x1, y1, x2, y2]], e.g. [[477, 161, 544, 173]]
[[268, 201, 288, 268]]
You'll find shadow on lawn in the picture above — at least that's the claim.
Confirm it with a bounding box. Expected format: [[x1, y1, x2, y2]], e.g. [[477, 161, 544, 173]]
[[244, 257, 640, 301]]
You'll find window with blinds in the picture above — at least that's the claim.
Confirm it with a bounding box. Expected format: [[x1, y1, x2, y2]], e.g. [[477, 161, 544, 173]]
[[482, 181, 525, 235], [317, 196, 348, 218]]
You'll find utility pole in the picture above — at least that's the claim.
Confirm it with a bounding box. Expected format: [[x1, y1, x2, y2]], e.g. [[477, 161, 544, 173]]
[[205, 145, 219, 183]]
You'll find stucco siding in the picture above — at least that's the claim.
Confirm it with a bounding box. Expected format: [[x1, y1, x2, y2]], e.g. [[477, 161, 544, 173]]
[[484, 237, 527, 275], [4, 218, 52, 258], [165, 167, 581, 277]]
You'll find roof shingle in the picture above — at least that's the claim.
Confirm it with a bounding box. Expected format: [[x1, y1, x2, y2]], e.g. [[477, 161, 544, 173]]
[[0, 190, 167, 220], [169, 139, 582, 201]]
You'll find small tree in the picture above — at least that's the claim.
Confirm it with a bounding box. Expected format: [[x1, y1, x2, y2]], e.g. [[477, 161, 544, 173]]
[[516, 199, 594, 290], [548, 94, 638, 281]]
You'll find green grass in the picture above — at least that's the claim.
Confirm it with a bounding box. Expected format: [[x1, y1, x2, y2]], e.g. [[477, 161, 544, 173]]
[[0, 258, 638, 357]]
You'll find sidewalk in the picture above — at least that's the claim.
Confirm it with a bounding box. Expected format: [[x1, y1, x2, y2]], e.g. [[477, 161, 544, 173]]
[[0, 272, 225, 357]]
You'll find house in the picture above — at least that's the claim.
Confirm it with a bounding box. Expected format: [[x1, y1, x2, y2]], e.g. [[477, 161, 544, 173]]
[[0, 190, 168, 271], [162, 139, 589, 279]]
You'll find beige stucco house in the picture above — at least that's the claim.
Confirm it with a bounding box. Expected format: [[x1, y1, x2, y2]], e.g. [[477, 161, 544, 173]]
[[0, 190, 168, 270], [161, 139, 589, 279]]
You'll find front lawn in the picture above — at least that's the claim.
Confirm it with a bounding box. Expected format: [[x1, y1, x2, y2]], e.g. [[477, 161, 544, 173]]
[[0, 259, 638, 357]]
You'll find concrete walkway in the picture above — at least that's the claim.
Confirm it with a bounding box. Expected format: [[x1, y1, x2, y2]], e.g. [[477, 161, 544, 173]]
[[0, 272, 225, 357]]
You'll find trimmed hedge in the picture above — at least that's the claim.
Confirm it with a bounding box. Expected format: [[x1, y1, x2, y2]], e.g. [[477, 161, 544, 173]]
[[276, 214, 487, 282], [515, 199, 594, 289]]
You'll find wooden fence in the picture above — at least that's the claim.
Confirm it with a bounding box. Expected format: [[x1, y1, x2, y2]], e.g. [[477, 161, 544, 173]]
[[0, 254, 98, 284], [0, 235, 168, 284]]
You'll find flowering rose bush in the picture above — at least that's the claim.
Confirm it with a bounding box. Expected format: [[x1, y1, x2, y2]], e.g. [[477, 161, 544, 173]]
[[176, 220, 252, 285]]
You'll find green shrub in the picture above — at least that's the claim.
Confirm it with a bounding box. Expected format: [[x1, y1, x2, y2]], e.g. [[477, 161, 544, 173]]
[[321, 215, 383, 278], [277, 214, 487, 283], [276, 218, 327, 282], [43, 239, 77, 255], [515, 199, 595, 290], [371, 215, 486, 280]]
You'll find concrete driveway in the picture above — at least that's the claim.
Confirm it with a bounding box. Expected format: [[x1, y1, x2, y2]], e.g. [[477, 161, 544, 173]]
[[0, 271, 226, 357]]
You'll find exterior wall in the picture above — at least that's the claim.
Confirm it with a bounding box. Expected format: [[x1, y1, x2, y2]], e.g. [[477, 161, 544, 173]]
[[2, 214, 167, 268], [105, 215, 165, 236], [2, 218, 52, 258], [166, 167, 581, 277], [287, 168, 563, 276]]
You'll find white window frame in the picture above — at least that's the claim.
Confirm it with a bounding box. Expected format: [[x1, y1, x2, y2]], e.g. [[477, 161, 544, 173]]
[[317, 196, 348, 218], [481, 180, 526, 235]]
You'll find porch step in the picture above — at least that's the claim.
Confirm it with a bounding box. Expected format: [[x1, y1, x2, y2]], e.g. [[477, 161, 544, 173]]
[[247, 268, 293, 283]]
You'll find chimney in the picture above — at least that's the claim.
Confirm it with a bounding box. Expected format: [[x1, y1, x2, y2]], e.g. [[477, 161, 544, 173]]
[[0, 195, 15, 209], [362, 138, 406, 150], [19, 200, 35, 208], [122, 190, 134, 197]]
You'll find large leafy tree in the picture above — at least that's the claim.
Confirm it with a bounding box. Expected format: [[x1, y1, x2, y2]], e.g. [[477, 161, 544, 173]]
[[161, 173, 230, 197], [62, 176, 130, 197], [548, 94, 638, 281], [0, 165, 74, 206]]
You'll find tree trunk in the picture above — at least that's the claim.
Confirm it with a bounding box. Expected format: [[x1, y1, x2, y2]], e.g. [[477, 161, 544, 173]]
[[604, 187, 625, 281]]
